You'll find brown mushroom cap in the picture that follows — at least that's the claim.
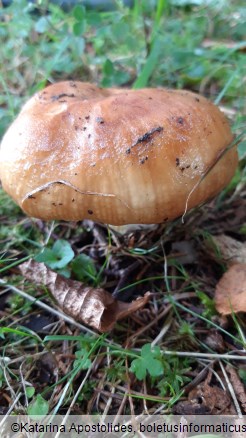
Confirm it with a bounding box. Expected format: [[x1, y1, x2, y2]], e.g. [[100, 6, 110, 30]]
[[0, 81, 238, 225]]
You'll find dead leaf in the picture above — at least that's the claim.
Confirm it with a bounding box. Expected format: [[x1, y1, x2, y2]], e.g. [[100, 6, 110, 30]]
[[173, 381, 232, 415], [205, 330, 225, 353], [19, 260, 151, 332], [190, 369, 231, 414], [215, 263, 246, 315], [226, 365, 246, 413]]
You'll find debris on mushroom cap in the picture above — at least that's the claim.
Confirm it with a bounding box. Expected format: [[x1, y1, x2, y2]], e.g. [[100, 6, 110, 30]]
[[0, 81, 238, 225]]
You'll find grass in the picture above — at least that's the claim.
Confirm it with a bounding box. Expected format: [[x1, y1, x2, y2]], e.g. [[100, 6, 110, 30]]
[[0, 0, 246, 417]]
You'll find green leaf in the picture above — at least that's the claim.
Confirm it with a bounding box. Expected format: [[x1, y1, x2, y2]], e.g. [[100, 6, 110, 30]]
[[73, 21, 85, 36], [130, 358, 147, 380], [57, 267, 71, 278], [26, 387, 35, 398], [103, 59, 114, 76], [130, 344, 164, 380], [133, 37, 163, 89], [73, 5, 85, 21], [35, 239, 74, 270], [35, 248, 58, 266], [34, 16, 50, 34], [239, 368, 246, 384], [27, 394, 49, 417], [238, 140, 246, 160], [71, 254, 97, 283], [73, 348, 92, 371]]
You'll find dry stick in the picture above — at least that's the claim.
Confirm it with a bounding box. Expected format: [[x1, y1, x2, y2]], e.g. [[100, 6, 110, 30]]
[[53, 358, 97, 438], [151, 318, 172, 347], [202, 361, 227, 391], [114, 392, 128, 417], [101, 346, 115, 419], [102, 386, 116, 419], [127, 305, 172, 343], [0, 393, 22, 429], [219, 361, 242, 418]]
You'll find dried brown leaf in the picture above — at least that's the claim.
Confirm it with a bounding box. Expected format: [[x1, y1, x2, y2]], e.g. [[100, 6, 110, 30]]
[[19, 260, 151, 332], [215, 263, 246, 315], [173, 379, 232, 415], [188, 380, 231, 414]]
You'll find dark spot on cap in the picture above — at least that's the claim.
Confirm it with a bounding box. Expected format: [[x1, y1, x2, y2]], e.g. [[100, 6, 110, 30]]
[[74, 173, 78, 175], [72, 198, 75, 202], [75, 125, 79, 131], [126, 148, 131, 154], [176, 158, 180, 166], [134, 126, 163, 146], [51, 93, 75, 102], [96, 117, 104, 124], [88, 134, 91, 138], [88, 209, 93, 215], [180, 167, 185, 172], [177, 117, 184, 125], [195, 97, 200, 102], [28, 195, 36, 199], [194, 165, 198, 169], [163, 217, 169, 222], [83, 127, 87, 131], [59, 203, 63, 206], [140, 156, 148, 164], [52, 202, 56, 206], [186, 165, 190, 169], [85, 115, 90, 120]]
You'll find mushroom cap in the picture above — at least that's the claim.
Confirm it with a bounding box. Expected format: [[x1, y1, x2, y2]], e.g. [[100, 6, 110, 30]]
[[0, 81, 238, 225]]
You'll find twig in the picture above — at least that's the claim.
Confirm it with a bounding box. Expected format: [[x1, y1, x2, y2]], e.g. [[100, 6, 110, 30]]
[[151, 317, 172, 347], [53, 358, 97, 438], [133, 348, 246, 361], [219, 361, 242, 418], [0, 393, 22, 428]]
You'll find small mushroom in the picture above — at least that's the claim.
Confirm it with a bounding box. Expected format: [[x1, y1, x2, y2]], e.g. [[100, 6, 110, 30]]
[[0, 81, 238, 225]]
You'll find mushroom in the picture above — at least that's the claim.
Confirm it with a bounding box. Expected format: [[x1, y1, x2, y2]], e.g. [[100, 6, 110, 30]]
[[0, 81, 238, 225]]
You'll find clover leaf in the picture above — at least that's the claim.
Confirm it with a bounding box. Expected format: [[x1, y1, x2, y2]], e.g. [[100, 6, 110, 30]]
[[130, 343, 164, 380], [35, 239, 74, 270]]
